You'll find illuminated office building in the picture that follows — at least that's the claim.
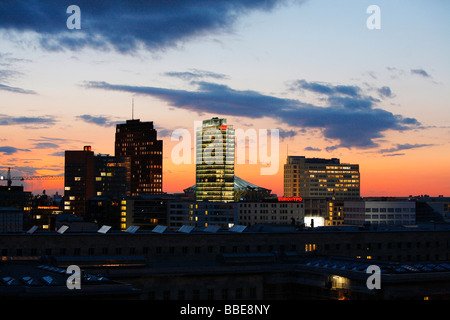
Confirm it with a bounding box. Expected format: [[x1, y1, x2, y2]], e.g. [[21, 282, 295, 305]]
[[196, 118, 235, 202], [284, 156, 360, 200], [64, 146, 131, 217], [115, 119, 163, 196], [64, 146, 95, 216]]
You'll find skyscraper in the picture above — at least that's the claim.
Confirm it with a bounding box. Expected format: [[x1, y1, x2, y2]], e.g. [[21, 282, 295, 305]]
[[196, 118, 235, 202], [115, 119, 163, 196], [64, 146, 131, 217], [64, 146, 95, 216], [284, 156, 360, 200]]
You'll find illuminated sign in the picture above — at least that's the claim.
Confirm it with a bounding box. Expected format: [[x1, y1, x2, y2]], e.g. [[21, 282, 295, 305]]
[[278, 197, 303, 202], [220, 125, 227, 130], [304, 216, 324, 228]]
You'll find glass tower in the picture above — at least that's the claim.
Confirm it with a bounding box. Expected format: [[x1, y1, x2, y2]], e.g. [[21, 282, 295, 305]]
[[196, 118, 235, 202]]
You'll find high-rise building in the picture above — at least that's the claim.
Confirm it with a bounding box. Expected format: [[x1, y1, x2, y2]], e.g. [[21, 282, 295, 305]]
[[195, 118, 235, 202], [115, 119, 163, 196], [284, 156, 360, 200], [64, 146, 131, 218], [64, 146, 95, 216], [94, 154, 131, 198]]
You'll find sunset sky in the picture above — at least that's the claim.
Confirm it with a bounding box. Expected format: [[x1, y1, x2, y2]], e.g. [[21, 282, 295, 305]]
[[0, 0, 449, 197]]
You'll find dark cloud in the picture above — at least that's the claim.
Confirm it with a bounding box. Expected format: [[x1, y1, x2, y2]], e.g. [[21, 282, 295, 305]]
[[84, 79, 421, 150], [0, 83, 36, 94], [380, 143, 434, 153], [32, 142, 59, 149], [0, 114, 56, 126], [290, 80, 361, 97], [411, 69, 431, 78], [84, 81, 295, 118], [278, 129, 298, 140], [377, 86, 393, 98], [50, 151, 65, 157], [305, 146, 321, 151], [0, 0, 295, 53], [0, 146, 30, 155], [76, 114, 118, 127], [164, 69, 229, 81], [156, 128, 175, 138], [382, 153, 405, 157]]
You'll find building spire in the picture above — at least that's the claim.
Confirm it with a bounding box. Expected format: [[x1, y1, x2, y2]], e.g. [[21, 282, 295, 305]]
[[132, 97, 134, 120]]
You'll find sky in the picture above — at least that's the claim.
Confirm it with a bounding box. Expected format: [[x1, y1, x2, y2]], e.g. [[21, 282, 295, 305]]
[[0, 0, 449, 197]]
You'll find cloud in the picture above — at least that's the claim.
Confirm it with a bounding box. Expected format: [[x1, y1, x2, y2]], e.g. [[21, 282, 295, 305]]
[[0, 83, 36, 94], [0, 53, 36, 94], [304, 146, 321, 151], [164, 69, 229, 81], [50, 151, 65, 157], [411, 69, 431, 78], [76, 114, 118, 127], [0, 114, 56, 127], [32, 142, 59, 149], [388, 66, 434, 80], [382, 153, 405, 157], [0, 146, 30, 155], [278, 129, 298, 140], [0, 0, 297, 54], [380, 143, 434, 153], [291, 79, 362, 97], [84, 79, 421, 150], [377, 86, 393, 98]]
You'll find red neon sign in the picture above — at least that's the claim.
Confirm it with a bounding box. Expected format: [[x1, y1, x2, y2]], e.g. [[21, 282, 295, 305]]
[[220, 125, 227, 130], [278, 197, 303, 202]]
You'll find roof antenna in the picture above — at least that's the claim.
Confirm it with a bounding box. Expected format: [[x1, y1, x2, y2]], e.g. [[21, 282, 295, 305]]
[[132, 97, 134, 120]]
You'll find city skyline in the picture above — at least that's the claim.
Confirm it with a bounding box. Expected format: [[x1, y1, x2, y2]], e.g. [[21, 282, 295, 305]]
[[0, 1, 449, 198]]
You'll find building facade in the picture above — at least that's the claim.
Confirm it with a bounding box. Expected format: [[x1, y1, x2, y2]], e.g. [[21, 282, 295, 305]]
[[64, 146, 95, 216], [284, 156, 360, 200], [237, 198, 304, 226], [168, 200, 238, 229], [344, 200, 416, 226], [120, 195, 174, 231], [115, 119, 163, 196], [0, 207, 23, 232], [64, 146, 131, 223], [196, 118, 235, 202], [94, 154, 131, 198]]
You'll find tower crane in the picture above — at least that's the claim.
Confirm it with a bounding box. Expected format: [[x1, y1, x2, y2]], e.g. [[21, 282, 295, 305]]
[[0, 167, 63, 187]]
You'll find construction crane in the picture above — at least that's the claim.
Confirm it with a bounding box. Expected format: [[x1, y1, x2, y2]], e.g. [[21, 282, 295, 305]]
[[0, 167, 63, 187]]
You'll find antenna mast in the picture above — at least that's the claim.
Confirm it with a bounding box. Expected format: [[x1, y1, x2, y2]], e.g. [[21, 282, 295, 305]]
[[132, 97, 134, 120], [7, 167, 11, 187]]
